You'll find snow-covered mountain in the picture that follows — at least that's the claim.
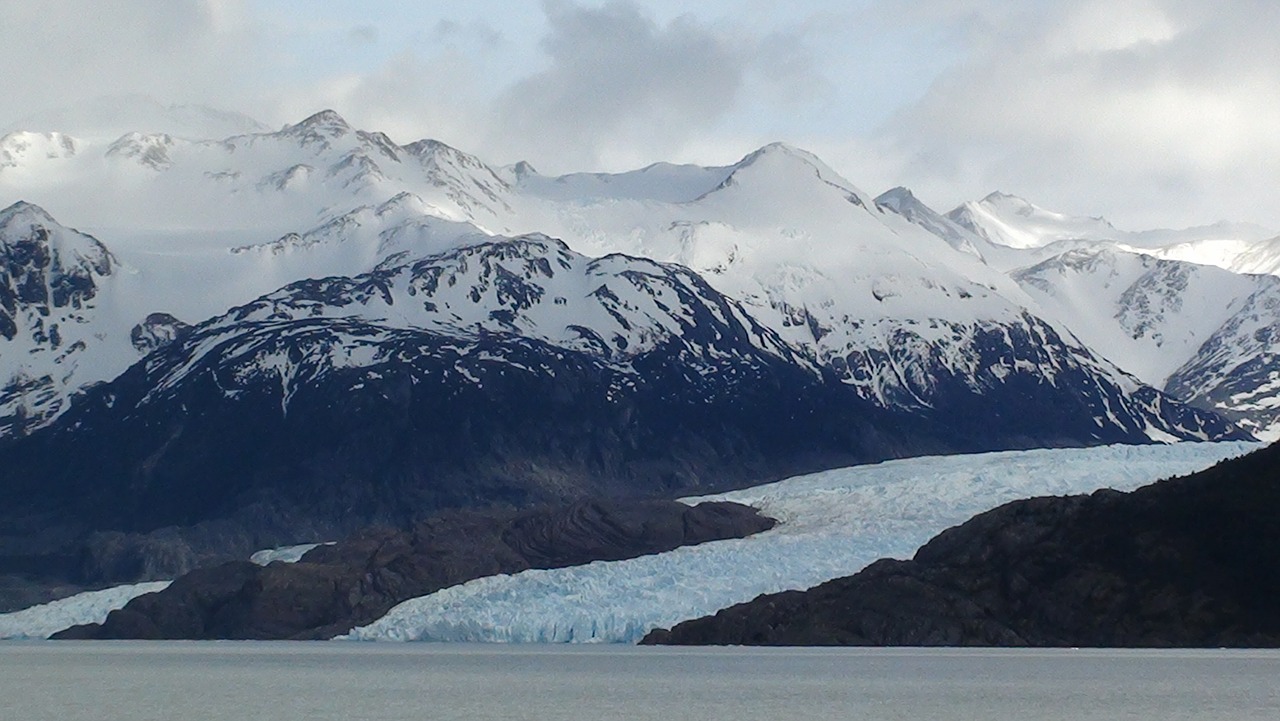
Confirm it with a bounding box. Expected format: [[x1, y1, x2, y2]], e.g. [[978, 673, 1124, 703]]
[[949, 191, 1122, 250], [0, 104, 1274, 607], [1010, 247, 1280, 438], [874, 191, 1280, 439], [0, 230, 1242, 593], [874, 187, 985, 259], [3, 232, 1233, 537], [944, 191, 1279, 275], [0, 112, 1239, 445], [0, 202, 121, 435]]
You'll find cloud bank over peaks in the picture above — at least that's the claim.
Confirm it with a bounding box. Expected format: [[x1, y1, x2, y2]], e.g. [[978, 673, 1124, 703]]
[[870, 0, 1280, 230]]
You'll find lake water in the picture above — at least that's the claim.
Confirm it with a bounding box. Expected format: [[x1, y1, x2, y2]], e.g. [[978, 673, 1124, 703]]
[[1, 643, 1277, 720]]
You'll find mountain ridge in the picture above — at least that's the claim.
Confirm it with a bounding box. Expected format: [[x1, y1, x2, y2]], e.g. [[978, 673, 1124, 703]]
[[0, 110, 1272, 605]]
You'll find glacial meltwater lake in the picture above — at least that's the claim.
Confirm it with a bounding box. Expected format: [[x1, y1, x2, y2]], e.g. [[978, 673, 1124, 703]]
[[2, 643, 1277, 720]]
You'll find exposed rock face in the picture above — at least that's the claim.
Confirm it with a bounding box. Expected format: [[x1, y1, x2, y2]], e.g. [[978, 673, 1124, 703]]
[[55, 499, 774, 640], [129, 312, 190, 354], [644, 443, 1280, 647], [0, 201, 116, 436]]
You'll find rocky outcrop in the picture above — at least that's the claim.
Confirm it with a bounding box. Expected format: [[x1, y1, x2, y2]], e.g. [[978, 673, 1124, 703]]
[[644, 443, 1280, 647], [55, 498, 774, 640], [129, 312, 189, 354]]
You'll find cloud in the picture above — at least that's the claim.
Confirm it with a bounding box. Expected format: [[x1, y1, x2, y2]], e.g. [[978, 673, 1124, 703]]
[[4, 0, 1273, 230], [0, 1, 257, 114], [483, 0, 817, 171], [870, 0, 1280, 228], [269, 1, 819, 172], [348, 25, 380, 45], [273, 49, 488, 150]]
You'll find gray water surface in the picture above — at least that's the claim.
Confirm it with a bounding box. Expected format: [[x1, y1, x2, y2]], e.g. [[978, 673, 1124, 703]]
[[2, 643, 1277, 720]]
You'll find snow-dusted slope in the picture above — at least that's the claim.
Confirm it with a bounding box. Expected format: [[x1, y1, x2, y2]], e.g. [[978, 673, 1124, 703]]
[[1166, 287, 1280, 440], [0, 202, 124, 434], [341, 441, 1256, 643], [248, 542, 333, 566], [878, 189, 1280, 438], [1012, 247, 1268, 385], [1011, 248, 1280, 439], [209, 234, 798, 369]]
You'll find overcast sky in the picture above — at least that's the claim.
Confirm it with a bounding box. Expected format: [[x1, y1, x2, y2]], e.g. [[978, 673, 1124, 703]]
[[2, 0, 1277, 230]]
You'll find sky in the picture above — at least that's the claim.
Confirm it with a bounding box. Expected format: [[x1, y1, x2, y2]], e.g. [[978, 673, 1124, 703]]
[[2, 0, 1277, 230]]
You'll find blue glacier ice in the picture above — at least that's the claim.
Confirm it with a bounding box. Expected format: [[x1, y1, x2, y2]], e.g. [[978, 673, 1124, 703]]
[[341, 442, 1258, 643]]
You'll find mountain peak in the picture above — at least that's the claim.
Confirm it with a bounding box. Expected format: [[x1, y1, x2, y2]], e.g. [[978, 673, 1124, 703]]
[[283, 110, 352, 138], [736, 141, 818, 168], [0, 200, 58, 229], [512, 160, 538, 178], [982, 190, 1024, 203], [977, 191, 1113, 226], [948, 192, 1120, 249], [979, 191, 1039, 215], [875, 188, 986, 259], [874, 186, 920, 212], [716, 142, 868, 201], [402, 138, 450, 157], [0, 200, 113, 283]]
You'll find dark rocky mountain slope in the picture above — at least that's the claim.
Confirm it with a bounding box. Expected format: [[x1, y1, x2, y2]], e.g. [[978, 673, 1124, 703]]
[[645, 442, 1280, 647]]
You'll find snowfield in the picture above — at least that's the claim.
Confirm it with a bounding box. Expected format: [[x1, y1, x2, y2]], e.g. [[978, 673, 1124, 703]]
[[249, 542, 332, 566], [341, 441, 1257, 644]]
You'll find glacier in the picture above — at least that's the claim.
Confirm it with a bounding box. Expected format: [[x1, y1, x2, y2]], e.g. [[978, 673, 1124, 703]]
[[341, 441, 1257, 644], [0, 582, 171, 640], [0, 541, 331, 639]]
